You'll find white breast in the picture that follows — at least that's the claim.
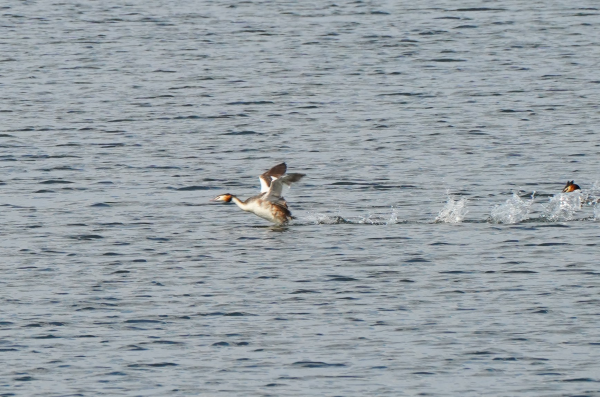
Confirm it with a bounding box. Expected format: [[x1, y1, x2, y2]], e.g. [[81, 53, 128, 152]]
[[245, 200, 277, 222]]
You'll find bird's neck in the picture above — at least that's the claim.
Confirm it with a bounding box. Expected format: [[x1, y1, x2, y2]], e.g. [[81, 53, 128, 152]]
[[231, 196, 249, 211]]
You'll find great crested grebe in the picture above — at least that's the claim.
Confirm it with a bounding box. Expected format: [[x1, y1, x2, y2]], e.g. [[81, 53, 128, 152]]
[[562, 180, 581, 193], [210, 163, 305, 225]]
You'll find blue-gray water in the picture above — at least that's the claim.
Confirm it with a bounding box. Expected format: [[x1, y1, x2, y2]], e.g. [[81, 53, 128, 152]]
[[2, 1, 600, 395]]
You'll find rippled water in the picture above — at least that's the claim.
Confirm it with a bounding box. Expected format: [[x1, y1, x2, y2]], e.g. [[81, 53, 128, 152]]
[[2, 1, 600, 395]]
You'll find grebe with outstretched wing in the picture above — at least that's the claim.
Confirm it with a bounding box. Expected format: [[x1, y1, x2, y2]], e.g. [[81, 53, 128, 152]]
[[211, 163, 305, 225]]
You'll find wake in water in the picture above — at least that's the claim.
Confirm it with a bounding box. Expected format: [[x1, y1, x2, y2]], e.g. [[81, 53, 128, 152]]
[[435, 195, 468, 224], [490, 192, 535, 224], [294, 182, 600, 226], [302, 206, 401, 225], [302, 212, 349, 225], [358, 207, 400, 225]]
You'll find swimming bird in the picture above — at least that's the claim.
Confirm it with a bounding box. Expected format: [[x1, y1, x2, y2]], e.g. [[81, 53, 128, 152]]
[[210, 163, 305, 225], [562, 180, 581, 193]]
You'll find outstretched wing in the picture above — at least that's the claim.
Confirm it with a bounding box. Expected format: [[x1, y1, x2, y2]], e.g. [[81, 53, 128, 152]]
[[259, 163, 287, 193], [266, 173, 305, 199]]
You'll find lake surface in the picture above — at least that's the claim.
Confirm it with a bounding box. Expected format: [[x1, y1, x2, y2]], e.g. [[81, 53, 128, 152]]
[[2, 0, 600, 395]]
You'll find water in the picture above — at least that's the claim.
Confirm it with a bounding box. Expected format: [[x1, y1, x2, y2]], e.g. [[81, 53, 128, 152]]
[[2, 0, 600, 395]]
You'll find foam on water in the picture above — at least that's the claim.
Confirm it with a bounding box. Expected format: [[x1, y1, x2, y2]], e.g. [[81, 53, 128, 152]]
[[490, 192, 534, 224], [435, 195, 468, 224]]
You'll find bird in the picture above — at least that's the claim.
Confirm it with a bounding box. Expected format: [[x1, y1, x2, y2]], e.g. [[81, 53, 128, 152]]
[[562, 180, 581, 193], [210, 163, 305, 225]]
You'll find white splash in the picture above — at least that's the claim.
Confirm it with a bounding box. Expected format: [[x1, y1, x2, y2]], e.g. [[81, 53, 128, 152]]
[[542, 191, 585, 222], [490, 192, 534, 224], [585, 181, 600, 220], [435, 195, 468, 224], [588, 181, 600, 206], [386, 206, 399, 225]]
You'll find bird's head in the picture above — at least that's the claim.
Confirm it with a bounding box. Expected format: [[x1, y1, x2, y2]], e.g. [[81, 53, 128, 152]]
[[562, 181, 581, 193], [210, 193, 233, 202]]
